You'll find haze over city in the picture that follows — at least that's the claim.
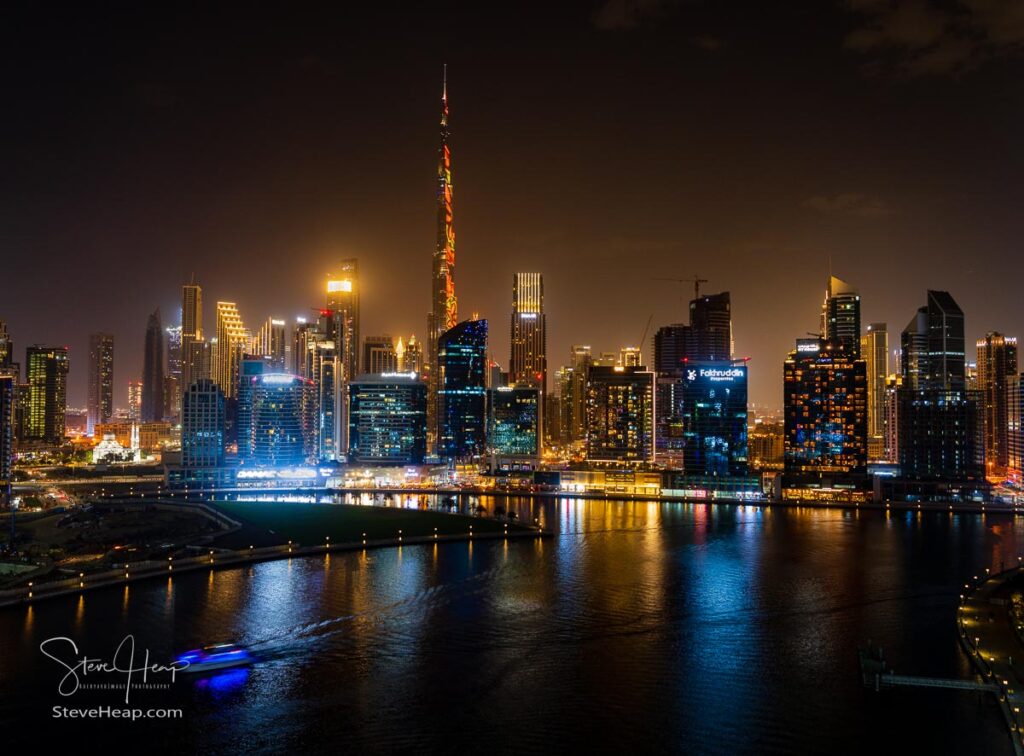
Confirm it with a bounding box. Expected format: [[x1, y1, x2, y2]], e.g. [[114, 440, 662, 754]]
[[3, 1, 1023, 409]]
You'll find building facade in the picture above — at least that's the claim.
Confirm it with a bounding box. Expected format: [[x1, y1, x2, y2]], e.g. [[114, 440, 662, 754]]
[[348, 373, 427, 465], [679, 363, 748, 476], [509, 272, 546, 393], [585, 365, 655, 463], [436, 319, 487, 461], [977, 331, 1018, 475], [87, 332, 114, 434], [860, 323, 888, 460], [488, 385, 541, 460], [25, 346, 69, 444], [142, 309, 165, 422], [243, 374, 316, 467], [182, 378, 225, 468]]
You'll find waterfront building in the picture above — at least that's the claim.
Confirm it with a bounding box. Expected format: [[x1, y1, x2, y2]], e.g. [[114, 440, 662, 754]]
[[678, 362, 748, 476], [563, 346, 592, 443], [1009, 373, 1023, 482], [883, 374, 902, 463], [181, 277, 203, 389], [213, 302, 249, 399], [236, 356, 271, 460], [363, 335, 398, 374], [86, 332, 114, 434], [312, 339, 342, 461], [142, 309, 164, 422], [783, 338, 868, 474], [926, 290, 966, 390], [25, 345, 69, 444], [509, 273, 546, 392], [585, 365, 655, 463], [436, 319, 487, 461], [748, 419, 784, 471], [821, 276, 861, 358], [488, 385, 541, 462], [243, 374, 316, 467], [181, 378, 225, 468], [977, 332, 1018, 476], [348, 373, 427, 465], [860, 323, 888, 460]]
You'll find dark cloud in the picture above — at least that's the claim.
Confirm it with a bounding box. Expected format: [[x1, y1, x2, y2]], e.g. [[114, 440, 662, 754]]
[[592, 0, 676, 30], [802, 193, 893, 218], [844, 0, 1024, 76]]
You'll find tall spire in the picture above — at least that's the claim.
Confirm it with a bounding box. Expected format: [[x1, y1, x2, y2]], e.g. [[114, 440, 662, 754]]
[[429, 65, 457, 360]]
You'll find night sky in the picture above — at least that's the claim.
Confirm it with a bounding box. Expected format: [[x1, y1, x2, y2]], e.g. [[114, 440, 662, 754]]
[[2, 1, 1023, 410]]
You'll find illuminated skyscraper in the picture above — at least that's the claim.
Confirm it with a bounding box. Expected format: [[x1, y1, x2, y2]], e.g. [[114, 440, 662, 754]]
[[585, 365, 655, 463], [142, 310, 165, 422], [213, 302, 248, 399], [325, 261, 359, 380], [87, 332, 114, 434], [127, 380, 142, 421], [403, 335, 424, 375], [436, 319, 487, 461], [427, 67, 457, 452], [488, 385, 542, 462], [925, 290, 966, 391], [181, 277, 203, 388], [0, 320, 13, 375], [1, 376, 13, 504], [243, 374, 316, 467], [977, 332, 1018, 474], [509, 273, 546, 391], [181, 378, 225, 468], [821, 276, 861, 357], [783, 338, 868, 474], [688, 292, 733, 360], [860, 323, 888, 460], [1009, 374, 1023, 481], [253, 317, 286, 370], [348, 374, 427, 465], [564, 345, 592, 443], [900, 307, 929, 391], [679, 363, 748, 476], [165, 325, 182, 417], [26, 345, 69, 444]]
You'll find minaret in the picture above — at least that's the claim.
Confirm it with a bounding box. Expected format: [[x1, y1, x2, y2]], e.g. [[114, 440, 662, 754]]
[[427, 65, 457, 452]]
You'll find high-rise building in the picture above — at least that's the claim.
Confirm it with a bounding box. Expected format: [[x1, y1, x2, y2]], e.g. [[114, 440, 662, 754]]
[[883, 374, 902, 463], [87, 332, 114, 434], [585, 365, 655, 463], [488, 385, 541, 460], [783, 338, 868, 474], [427, 68, 457, 454], [348, 373, 427, 465], [181, 277, 203, 389], [821, 276, 861, 357], [436, 319, 487, 461], [0, 376, 13, 503], [688, 292, 733, 361], [977, 332, 1018, 475], [620, 347, 642, 368], [897, 290, 981, 482], [325, 261, 359, 380], [562, 345, 592, 443], [0, 320, 13, 376], [926, 290, 966, 391], [363, 336, 398, 375], [165, 325, 182, 419], [181, 378, 225, 468], [1009, 373, 1024, 481], [311, 338, 342, 462], [241, 374, 316, 467], [679, 363, 748, 476], [403, 335, 424, 375], [509, 273, 546, 392], [861, 323, 888, 459], [142, 310, 165, 422], [25, 346, 69, 444], [292, 318, 315, 376], [252, 317, 286, 370], [127, 380, 142, 421], [213, 302, 249, 399], [236, 356, 271, 461]]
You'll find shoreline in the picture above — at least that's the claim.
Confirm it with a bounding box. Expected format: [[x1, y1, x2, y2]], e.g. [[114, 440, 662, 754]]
[[0, 528, 550, 610]]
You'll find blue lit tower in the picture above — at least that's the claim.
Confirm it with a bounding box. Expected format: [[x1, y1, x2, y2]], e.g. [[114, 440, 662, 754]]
[[436, 319, 487, 461], [245, 374, 316, 467], [348, 373, 427, 465]]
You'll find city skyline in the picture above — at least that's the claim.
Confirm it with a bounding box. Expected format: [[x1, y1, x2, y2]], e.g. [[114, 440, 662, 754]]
[[2, 3, 1023, 411]]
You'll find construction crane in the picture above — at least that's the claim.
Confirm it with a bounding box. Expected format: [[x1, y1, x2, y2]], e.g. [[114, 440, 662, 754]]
[[653, 274, 709, 302]]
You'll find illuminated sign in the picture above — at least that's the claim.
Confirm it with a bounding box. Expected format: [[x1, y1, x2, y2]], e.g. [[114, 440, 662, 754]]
[[797, 343, 820, 353], [271, 319, 285, 326], [687, 367, 745, 382], [327, 280, 353, 293], [380, 372, 418, 379], [518, 312, 538, 319], [261, 373, 296, 384]]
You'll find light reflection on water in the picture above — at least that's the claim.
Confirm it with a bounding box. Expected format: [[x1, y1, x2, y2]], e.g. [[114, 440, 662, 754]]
[[0, 495, 1019, 754]]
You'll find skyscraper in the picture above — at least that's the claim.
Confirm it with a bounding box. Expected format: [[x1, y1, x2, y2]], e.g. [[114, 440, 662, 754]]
[[142, 310, 164, 422], [87, 332, 114, 434], [0, 320, 13, 376], [783, 338, 868, 475], [181, 378, 225, 468], [244, 374, 316, 467], [436, 319, 487, 461], [0, 376, 13, 504], [325, 261, 359, 380], [977, 332, 1018, 475], [253, 317, 286, 369], [127, 380, 142, 421], [821, 276, 861, 357], [900, 307, 929, 391], [363, 335, 398, 374], [213, 302, 248, 399], [427, 68, 457, 453], [348, 374, 427, 465], [688, 292, 733, 361], [860, 323, 888, 459], [403, 335, 424, 374], [165, 325, 182, 419], [181, 277, 203, 389], [585, 365, 655, 463], [679, 363, 748, 476], [25, 346, 69, 444], [926, 290, 966, 390], [509, 273, 546, 392], [488, 385, 542, 460]]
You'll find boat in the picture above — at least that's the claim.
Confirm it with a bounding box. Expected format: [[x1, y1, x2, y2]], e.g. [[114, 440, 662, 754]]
[[176, 642, 255, 673]]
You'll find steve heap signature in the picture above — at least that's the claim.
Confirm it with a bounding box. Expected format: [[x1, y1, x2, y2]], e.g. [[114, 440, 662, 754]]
[[39, 635, 189, 704]]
